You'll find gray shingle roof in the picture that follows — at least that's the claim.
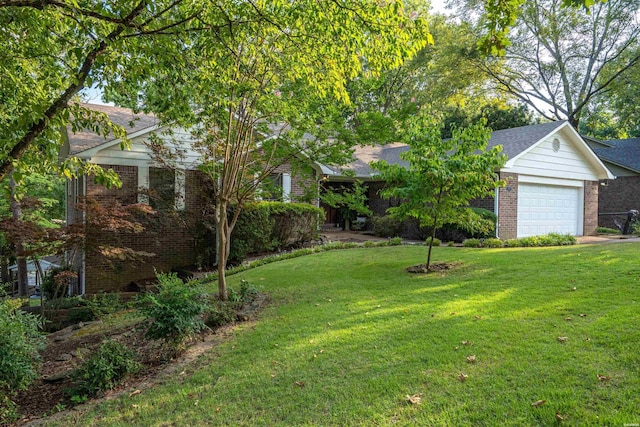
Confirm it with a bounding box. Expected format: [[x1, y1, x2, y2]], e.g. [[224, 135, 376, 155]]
[[332, 121, 568, 178], [593, 138, 640, 173], [67, 103, 159, 155]]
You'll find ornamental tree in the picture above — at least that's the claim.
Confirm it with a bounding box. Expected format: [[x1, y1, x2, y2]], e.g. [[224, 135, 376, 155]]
[[371, 113, 505, 270], [105, 0, 429, 300]]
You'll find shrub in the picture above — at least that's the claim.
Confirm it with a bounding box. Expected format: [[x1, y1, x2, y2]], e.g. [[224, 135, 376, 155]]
[[69, 340, 139, 398], [425, 237, 441, 246], [204, 300, 237, 328], [483, 238, 503, 248], [447, 241, 455, 247], [503, 239, 521, 247], [84, 293, 122, 319], [389, 237, 403, 246], [462, 238, 481, 248], [42, 267, 78, 300], [136, 273, 208, 348], [370, 215, 403, 238], [0, 297, 45, 422], [597, 226, 621, 235], [362, 240, 377, 248], [268, 202, 324, 246], [229, 202, 323, 264], [229, 203, 276, 264]]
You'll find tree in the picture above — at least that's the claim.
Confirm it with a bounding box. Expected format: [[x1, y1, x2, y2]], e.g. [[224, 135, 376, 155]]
[[0, 1, 206, 181], [105, 1, 428, 300], [371, 113, 505, 270], [470, 0, 640, 129]]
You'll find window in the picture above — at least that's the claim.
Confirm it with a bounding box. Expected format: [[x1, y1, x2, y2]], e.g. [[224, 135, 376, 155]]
[[149, 167, 175, 210], [263, 172, 291, 202]]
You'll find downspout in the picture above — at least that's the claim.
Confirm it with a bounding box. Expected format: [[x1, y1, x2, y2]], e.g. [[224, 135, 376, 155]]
[[494, 187, 500, 239]]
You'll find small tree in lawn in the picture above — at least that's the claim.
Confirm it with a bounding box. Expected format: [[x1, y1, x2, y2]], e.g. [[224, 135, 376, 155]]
[[371, 113, 506, 270], [322, 179, 372, 231]]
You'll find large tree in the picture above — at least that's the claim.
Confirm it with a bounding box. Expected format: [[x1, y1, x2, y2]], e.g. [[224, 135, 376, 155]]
[[468, 0, 640, 128], [105, 1, 428, 300], [0, 1, 206, 181]]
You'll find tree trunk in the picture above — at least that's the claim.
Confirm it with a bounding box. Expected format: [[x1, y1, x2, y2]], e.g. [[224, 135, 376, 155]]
[[426, 221, 437, 271], [9, 173, 29, 296], [215, 202, 229, 301]]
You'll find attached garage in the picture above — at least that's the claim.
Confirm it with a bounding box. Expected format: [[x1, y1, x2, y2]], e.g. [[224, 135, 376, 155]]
[[516, 182, 582, 237]]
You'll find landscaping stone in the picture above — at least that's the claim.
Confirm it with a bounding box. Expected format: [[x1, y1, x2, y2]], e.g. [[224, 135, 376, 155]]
[[56, 353, 73, 362]]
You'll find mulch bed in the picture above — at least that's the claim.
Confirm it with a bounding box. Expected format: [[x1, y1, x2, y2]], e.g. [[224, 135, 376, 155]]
[[10, 294, 268, 426], [406, 262, 461, 274]]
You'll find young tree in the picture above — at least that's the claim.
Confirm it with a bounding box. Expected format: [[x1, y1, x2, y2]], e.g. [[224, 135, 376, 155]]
[[371, 113, 505, 270]]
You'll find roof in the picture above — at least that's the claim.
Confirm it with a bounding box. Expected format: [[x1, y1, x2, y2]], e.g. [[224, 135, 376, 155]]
[[593, 139, 640, 174], [328, 121, 569, 178], [67, 103, 159, 155]]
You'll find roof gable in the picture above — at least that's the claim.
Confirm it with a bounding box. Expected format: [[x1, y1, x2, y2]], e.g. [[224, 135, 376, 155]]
[[330, 121, 613, 180]]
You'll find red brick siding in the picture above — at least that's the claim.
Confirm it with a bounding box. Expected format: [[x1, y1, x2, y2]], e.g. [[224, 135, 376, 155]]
[[583, 180, 598, 235], [272, 163, 318, 205], [497, 172, 518, 239], [84, 165, 210, 294], [598, 176, 640, 228], [469, 195, 495, 213]]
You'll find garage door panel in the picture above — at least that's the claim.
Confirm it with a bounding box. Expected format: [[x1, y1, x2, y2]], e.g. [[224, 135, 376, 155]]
[[517, 183, 580, 237]]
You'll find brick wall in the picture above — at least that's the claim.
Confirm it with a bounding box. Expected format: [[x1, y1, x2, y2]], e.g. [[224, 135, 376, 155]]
[[272, 163, 318, 205], [583, 180, 598, 235], [84, 165, 210, 294], [469, 195, 495, 213], [598, 176, 640, 228], [497, 172, 518, 240]]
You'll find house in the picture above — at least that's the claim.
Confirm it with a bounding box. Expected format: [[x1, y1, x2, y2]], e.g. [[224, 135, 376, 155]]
[[62, 103, 319, 294], [584, 137, 640, 229], [321, 121, 614, 239]]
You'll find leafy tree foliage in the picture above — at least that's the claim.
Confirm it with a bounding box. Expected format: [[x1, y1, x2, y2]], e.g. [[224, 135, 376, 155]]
[[105, 1, 428, 300], [371, 113, 505, 269], [467, 0, 640, 129], [322, 179, 372, 231]]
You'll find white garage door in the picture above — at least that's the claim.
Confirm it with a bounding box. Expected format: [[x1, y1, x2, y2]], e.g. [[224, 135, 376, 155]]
[[517, 183, 581, 237]]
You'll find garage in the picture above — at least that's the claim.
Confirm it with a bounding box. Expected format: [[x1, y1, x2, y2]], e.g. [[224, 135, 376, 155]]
[[517, 183, 581, 237]]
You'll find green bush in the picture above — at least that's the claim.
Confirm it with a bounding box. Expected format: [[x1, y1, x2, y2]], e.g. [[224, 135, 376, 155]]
[[462, 238, 481, 248], [505, 233, 577, 248], [84, 293, 122, 319], [204, 300, 237, 328], [267, 202, 324, 246], [69, 340, 139, 398], [229, 202, 323, 264], [136, 273, 208, 348], [229, 203, 276, 264], [425, 237, 441, 246], [389, 237, 403, 246], [447, 241, 455, 247], [483, 238, 503, 248], [597, 226, 621, 234], [0, 297, 45, 422], [370, 215, 403, 238]]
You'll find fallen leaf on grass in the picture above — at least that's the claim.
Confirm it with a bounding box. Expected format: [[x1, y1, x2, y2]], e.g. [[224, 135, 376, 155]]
[[579, 313, 587, 317], [557, 336, 568, 343], [405, 393, 422, 404], [466, 355, 476, 363], [565, 317, 573, 321], [555, 411, 565, 421], [294, 381, 306, 387], [450, 312, 456, 315], [461, 340, 473, 346], [597, 374, 611, 381], [132, 404, 139, 409], [572, 287, 577, 291], [129, 390, 141, 398], [531, 399, 546, 407], [474, 316, 483, 320], [457, 373, 468, 382]]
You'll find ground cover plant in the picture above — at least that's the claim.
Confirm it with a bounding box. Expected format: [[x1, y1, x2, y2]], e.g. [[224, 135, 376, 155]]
[[45, 243, 640, 426]]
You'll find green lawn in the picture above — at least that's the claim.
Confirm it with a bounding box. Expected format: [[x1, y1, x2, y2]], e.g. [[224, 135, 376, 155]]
[[50, 243, 640, 426]]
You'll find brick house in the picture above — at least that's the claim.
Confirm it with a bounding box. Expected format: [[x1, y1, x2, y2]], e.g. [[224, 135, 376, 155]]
[[321, 121, 613, 239], [585, 137, 640, 229], [61, 104, 321, 294]]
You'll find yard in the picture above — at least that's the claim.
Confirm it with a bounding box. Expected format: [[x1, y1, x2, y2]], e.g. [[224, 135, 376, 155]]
[[45, 243, 640, 426]]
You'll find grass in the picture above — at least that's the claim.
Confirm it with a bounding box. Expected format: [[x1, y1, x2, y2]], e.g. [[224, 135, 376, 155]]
[[46, 243, 640, 426]]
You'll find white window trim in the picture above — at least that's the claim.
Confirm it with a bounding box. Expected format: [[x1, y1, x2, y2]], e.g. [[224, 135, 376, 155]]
[[138, 165, 149, 204], [175, 169, 186, 211], [282, 173, 291, 203]]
